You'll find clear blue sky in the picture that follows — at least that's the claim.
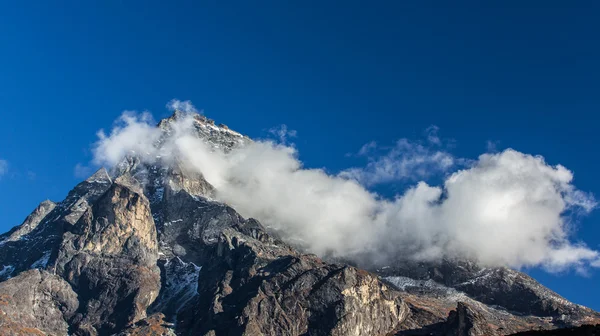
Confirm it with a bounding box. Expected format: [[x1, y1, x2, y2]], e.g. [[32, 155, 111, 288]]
[[1, 1, 599, 309]]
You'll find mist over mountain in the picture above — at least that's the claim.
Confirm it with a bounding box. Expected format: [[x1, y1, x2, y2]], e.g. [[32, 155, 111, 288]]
[[0, 101, 598, 336], [89, 101, 598, 273]]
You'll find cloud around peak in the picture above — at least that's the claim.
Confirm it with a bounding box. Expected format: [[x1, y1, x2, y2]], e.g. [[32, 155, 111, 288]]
[[85, 100, 599, 274]]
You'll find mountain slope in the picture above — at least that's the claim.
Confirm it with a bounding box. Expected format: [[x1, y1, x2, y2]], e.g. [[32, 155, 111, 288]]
[[0, 111, 597, 336]]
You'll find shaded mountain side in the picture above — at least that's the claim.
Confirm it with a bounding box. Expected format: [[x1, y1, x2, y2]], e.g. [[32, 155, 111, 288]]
[[374, 259, 596, 321], [0, 110, 598, 335], [509, 325, 600, 335]]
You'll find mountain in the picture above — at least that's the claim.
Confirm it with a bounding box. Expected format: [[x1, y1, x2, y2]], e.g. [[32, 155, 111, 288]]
[[0, 111, 598, 336]]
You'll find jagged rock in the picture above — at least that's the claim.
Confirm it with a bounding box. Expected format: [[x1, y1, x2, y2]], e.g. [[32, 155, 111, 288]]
[[54, 178, 160, 335], [173, 226, 407, 336], [164, 161, 215, 199], [442, 302, 498, 336], [0, 269, 78, 335], [0, 200, 56, 243], [0, 168, 113, 281]]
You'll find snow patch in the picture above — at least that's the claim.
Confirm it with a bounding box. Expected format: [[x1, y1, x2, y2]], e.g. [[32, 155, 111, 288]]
[[154, 257, 202, 316], [383, 275, 469, 302], [164, 219, 183, 226]]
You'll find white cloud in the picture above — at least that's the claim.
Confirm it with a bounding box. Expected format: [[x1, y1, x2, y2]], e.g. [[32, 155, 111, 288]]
[[414, 150, 598, 271], [268, 125, 297, 144], [89, 103, 600, 273], [0, 159, 7, 178], [166, 99, 200, 114], [92, 111, 162, 166], [340, 138, 456, 186]]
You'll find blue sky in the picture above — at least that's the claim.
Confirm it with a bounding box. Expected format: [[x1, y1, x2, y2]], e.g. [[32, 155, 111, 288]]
[[1, 1, 600, 309]]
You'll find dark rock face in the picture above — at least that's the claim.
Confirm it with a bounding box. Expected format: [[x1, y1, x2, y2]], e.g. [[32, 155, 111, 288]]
[[174, 231, 407, 336], [0, 111, 598, 335]]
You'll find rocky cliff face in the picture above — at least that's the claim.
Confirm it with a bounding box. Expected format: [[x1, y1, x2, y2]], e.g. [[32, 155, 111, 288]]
[[53, 176, 161, 335], [0, 111, 598, 336]]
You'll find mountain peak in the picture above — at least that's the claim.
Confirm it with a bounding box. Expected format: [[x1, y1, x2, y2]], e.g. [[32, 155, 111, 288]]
[[160, 109, 210, 126], [171, 108, 202, 120], [85, 167, 112, 184], [156, 110, 247, 153]]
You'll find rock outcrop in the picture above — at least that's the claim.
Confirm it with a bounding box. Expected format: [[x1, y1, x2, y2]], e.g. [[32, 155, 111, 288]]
[[0, 200, 56, 243], [53, 177, 161, 335], [0, 269, 78, 335], [442, 302, 498, 336]]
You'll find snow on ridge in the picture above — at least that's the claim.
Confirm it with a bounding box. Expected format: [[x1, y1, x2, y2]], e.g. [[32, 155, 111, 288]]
[[383, 275, 469, 302], [384, 276, 441, 291], [195, 119, 244, 138]]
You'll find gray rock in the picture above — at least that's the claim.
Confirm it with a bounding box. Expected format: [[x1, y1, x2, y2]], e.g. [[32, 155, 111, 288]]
[[0, 269, 78, 335]]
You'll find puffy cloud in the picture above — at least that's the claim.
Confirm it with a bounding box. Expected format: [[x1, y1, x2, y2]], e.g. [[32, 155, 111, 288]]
[[402, 150, 598, 270], [89, 102, 599, 273], [92, 111, 162, 166]]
